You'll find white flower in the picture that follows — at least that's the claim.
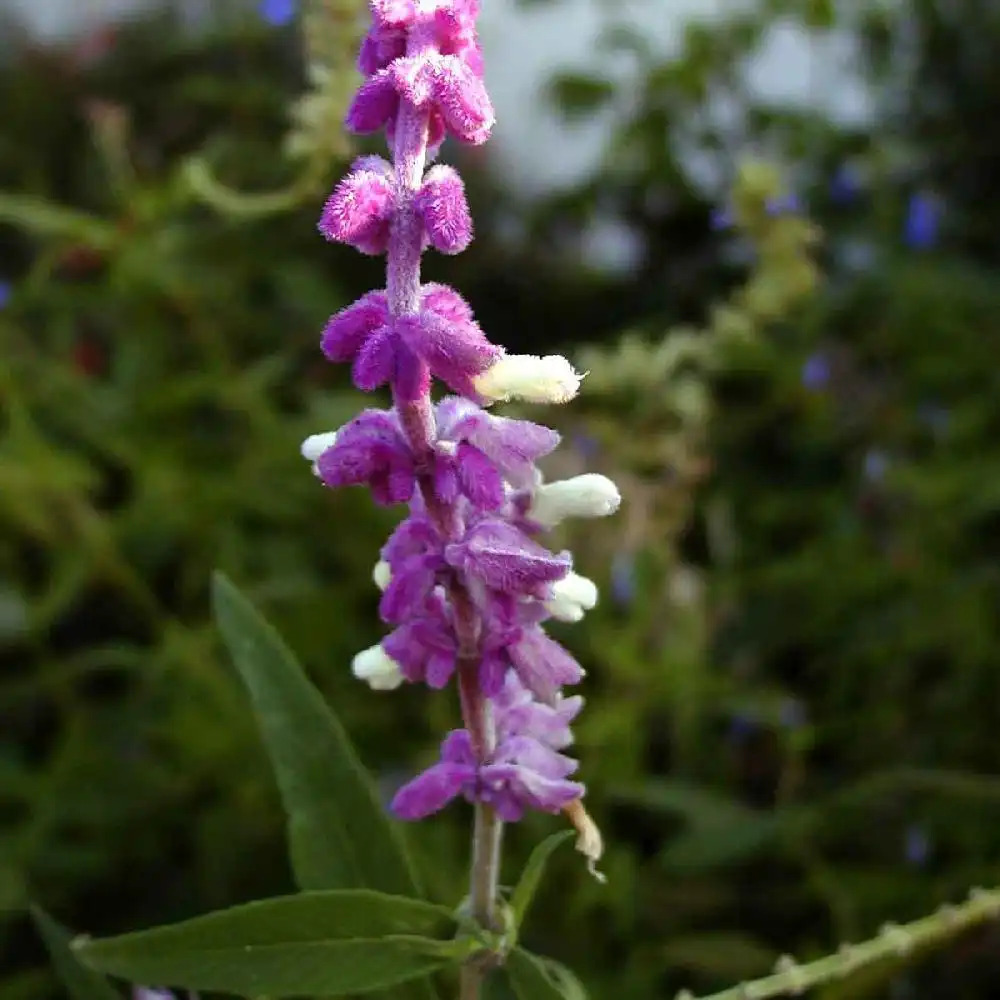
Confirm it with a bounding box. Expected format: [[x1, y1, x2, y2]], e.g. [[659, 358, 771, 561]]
[[528, 474, 621, 528], [351, 644, 403, 691], [372, 561, 391, 591], [546, 572, 599, 622], [300, 431, 338, 475], [473, 354, 583, 405]]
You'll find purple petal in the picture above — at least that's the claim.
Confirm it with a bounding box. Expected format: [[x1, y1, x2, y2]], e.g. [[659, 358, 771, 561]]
[[321, 292, 389, 363], [415, 165, 473, 254], [346, 70, 399, 134], [319, 160, 396, 255], [456, 443, 504, 510], [421, 283, 475, 323], [445, 520, 571, 594], [431, 57, 494, 144], [382, 513, 441, 565], [392, 760, 472, 819], [352, 325, 396, 391], [392, 339, 431, 402], [508, 628, 584, 704], [395, 311, 500, 397], [379, 555, 439, 623]]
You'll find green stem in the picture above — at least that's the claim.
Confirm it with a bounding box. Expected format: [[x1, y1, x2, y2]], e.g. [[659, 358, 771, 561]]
[[674, 887, 1000, 1000]]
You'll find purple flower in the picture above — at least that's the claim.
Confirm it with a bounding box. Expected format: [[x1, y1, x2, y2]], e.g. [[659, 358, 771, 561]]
[[303, 0, 620, 842], [392, 719, 584, 822], [258, 0, 296, 27], [801, 352, 831, 391], [904, 192, 940, 250], [0, 281, 11, 308]]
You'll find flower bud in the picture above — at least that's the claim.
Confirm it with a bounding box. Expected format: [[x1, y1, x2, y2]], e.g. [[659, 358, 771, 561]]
[[546, 571, 598, 622], [474, 354, 583, 405], [528, 474, 621, 528], [352, 644, 404, 690], [372, 560, 392, 591], [300, 431, 339, 474]]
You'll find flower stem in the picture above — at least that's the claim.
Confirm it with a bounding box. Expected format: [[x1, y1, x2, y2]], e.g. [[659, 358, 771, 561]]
[[386, 34, 503, 1000]]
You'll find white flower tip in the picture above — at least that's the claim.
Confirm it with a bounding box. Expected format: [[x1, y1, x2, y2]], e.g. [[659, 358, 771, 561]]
[[372, 561, 392, 591], [473, 354, 583, 405], [546, 572, 599, 622], [530, 474, 622, 527], [301, 431, 338, 462], [564, 799, 606, 884], [351, 644, 403, 691]]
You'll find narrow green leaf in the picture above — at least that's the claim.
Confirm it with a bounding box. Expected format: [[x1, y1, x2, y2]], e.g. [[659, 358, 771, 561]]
[[509, 831, 574, 927], [74, 890, 470, 998], [30, 907, 120, 1000], [211, 572, 420, 896], [506, 949, 587, 1000]]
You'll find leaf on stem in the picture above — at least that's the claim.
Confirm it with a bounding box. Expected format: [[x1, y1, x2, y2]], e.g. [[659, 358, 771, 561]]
[[505, 949, 588, 1000], [31, 907, 121, 1000], [509, 831, 574, 928], [74, 889, 472, 998], [211, 572, 420, 896]]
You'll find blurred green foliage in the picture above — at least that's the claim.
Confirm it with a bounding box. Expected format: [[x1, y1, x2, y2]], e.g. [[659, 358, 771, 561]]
[[3, 2, 1000, 1000]]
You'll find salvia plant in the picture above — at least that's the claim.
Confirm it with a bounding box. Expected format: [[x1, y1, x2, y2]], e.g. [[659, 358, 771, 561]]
[[28, 4, 1000, 1000]]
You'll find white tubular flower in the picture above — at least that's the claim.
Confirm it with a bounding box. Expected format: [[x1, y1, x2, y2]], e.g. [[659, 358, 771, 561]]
[[372, 561, 392, 591], [351, 644, 403, 691], [474, 354, 583, 405], [546, 571, 599, 623], [300, 431, 339, 475], [528, 474, 621, 528]]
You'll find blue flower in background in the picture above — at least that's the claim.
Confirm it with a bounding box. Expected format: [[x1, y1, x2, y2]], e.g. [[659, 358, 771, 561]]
[[801, 352, 831, 391], [904, 825, 931, 867], [904, 192, 940, 250], [0, 281, 11, 308], [764, 193, 803, 217], [710, 206, 733, 231], [830, 163, 864, 205], [259, 0, 297, 26], [610, 551, 636, 608]]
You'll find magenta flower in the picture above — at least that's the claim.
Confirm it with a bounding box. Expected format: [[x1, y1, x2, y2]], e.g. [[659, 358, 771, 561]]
[[303, 0, 619, 855]]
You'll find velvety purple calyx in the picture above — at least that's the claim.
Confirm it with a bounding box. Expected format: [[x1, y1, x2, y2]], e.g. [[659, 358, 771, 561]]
[[315, 409, 415, 505], [322, 285, 497, 401], [391, 725, 584, 821], [319, 156, 396, 256], [436, 395, 560, 488], [415, 165, 473, 254], [358, 1, 484, 84], [445, 519, 571, 596], [346, 53, 494, 147]]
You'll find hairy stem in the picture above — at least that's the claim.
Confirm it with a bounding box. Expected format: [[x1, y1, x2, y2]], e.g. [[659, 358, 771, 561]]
[[387, 28, 502, 1000]]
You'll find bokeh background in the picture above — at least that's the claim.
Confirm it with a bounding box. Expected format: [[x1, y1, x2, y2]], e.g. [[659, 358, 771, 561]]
[[3, 0, 1000, 998]]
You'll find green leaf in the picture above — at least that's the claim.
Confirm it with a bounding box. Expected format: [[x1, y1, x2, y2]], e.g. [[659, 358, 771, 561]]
[[211, 572, 420, 896], [75, 889, 471, 998], [30, 907, 120, 1000], [509, 831, 574, 927], [506, 949, 587, 1000]]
